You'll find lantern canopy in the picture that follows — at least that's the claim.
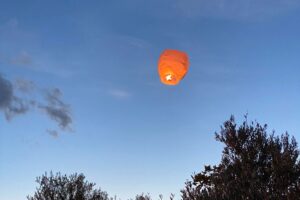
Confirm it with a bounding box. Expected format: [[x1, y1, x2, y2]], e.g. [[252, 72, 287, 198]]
[[158, 49, 189, 85]]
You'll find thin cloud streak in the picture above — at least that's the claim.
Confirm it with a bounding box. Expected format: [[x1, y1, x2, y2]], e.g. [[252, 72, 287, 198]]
[[174, 0, 300, 21], [108, 89, 131, 99]]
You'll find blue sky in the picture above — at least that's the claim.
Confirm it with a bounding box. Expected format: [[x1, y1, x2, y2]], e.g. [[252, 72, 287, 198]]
[[1, 0, 300, 199]]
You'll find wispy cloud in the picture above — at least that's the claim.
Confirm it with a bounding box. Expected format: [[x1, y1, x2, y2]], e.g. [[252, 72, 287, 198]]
[[0, 19, 77, 78], [0, 73, 73, 137], [0, 18, 19, 33], [108, 89, 131, 99], [119, 35, 152, 49], [6, 18, 19, 28], [174, 0, 300, 21], [7, 50, 76, 78], [9, 51, 33, 66], [14, 78, 35, 93]]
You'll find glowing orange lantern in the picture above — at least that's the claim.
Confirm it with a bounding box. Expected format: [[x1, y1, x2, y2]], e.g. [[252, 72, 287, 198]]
[[158, 49, 189, 85]]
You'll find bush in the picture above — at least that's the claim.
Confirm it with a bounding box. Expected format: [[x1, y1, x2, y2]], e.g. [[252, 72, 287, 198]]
[[27, 172, 109, 200], [181, 116, 300, 200]]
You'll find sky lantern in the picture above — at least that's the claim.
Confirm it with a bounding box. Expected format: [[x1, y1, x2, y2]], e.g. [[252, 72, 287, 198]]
[[158, 49, 189, 85]]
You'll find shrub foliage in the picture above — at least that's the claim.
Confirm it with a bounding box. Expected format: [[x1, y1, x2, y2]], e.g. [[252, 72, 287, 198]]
[[181, 116, 300, 200], [27, 172, 109, 200]]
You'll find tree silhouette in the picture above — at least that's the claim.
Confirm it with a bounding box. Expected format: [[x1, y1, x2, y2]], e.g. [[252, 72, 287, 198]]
[[181, 116, 300, 200], [134, 193, 152, 200], [27, 172, 109, 200]]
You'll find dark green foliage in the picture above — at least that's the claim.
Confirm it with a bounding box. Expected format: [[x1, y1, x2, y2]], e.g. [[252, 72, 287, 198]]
[[181, 116, 300, 200], [27, 172, 109, 200]]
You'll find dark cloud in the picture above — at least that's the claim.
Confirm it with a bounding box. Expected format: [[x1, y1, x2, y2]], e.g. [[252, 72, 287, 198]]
[[0, 74, 13, 109], [5, 96, 30, 120], [0, 73, 73, 135], [45, 88, 65, 107], [39, 88, 72, 130], [47, 129, 59, 138], [0, 74, 30, 120]]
